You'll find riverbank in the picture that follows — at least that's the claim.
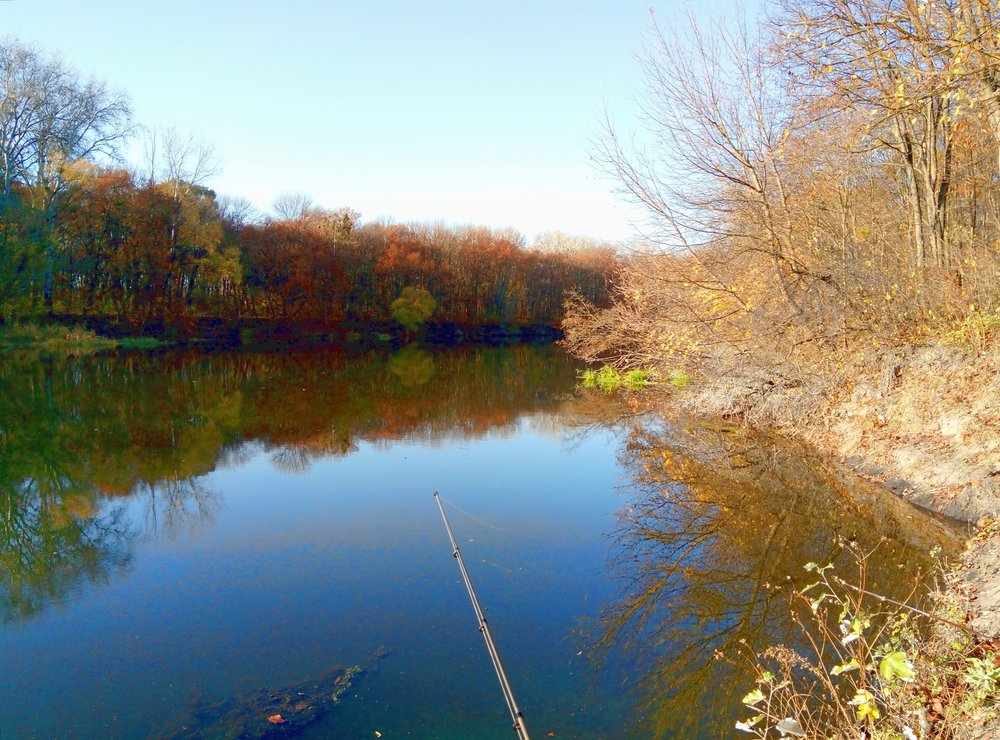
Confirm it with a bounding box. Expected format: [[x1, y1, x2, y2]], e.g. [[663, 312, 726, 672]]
[[804, 344, 1000, 736], [672, 337, 1000, 595], [664, 342, 999, 523], [651, 340, 1000, 734], [0, 322, 165, 354], [0, 317, 564, 355]]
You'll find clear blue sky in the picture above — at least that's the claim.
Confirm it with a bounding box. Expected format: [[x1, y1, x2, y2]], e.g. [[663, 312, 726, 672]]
[[2, 1, 700, 241]]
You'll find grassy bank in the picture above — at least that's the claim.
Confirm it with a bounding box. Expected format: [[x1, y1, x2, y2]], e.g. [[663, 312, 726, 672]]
[[0, 322, 117, 352], [0, 322, 173, 355]]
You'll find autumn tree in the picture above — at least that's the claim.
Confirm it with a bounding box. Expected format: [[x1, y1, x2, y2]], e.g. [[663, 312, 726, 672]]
[[390, 286, 437, 333], [567, 1, 1000, 383], [0, 38, 133, 311]]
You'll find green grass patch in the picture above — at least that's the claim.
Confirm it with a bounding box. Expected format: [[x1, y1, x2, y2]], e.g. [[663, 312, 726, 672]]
[[115, 336, 168, 350], [0, 322, 175, 353], [622, 369, 651, 390], [580, 365, 691, 393], [581, 365, 652, 393], [0, 322, 116, 352], [667, 370, 692, 388], [942, 308, 1000, 353]]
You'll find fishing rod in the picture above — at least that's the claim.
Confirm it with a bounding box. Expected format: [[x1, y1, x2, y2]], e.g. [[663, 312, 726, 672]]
[[433, 492, 531, 740]]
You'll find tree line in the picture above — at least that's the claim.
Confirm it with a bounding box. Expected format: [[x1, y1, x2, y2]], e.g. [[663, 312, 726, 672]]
[[0, 38, 616, 331], [564, 0, 1000, 377]]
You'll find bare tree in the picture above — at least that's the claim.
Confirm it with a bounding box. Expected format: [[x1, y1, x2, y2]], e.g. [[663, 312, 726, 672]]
[[217, 194, 263, 228], [161, 126, 220, 197], [590, 7, 833, 369], [0, 37, 133, 308], [271, 191, 315, 221], [0, 39, 133, 200]]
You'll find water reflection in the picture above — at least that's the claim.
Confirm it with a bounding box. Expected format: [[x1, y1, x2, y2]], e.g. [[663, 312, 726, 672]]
[[0, 345, 580, 622], [139, 478, 221, 538], [0, 346, 966, 737], [595, 417, 961, 737], [0, 479, 132, 623]]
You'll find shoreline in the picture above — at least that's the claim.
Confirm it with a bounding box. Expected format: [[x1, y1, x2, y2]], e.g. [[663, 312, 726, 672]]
[[663, 343, 998, 524], [0, 317, 564, 354], [655, 341, 1000, 733]]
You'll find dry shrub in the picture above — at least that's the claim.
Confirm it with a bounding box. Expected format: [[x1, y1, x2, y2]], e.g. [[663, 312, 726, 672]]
[[565, 2, 1000, 413]]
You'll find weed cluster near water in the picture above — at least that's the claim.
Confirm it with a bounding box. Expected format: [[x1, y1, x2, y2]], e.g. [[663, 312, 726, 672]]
[[0, 322, 116, 352], [579, 365, 690, 393], [580, 365, 651, 393], [733, 539, 1000, 738], [939, 307, 1000, 354]]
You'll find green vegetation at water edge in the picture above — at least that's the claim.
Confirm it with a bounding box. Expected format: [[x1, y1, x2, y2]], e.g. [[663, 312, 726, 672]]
[[581, 365, 649, 393], [0, 322, 174, 353], [0, 322, 116, 351], [735, 538, 1000, 739], [579, 365, 688, 393]]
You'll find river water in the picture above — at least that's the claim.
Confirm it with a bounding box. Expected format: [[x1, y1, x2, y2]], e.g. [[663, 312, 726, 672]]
[[0, 345, 961, 738]]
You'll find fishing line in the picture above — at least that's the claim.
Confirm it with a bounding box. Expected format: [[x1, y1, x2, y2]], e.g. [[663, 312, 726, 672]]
[[436, 493, 509, 532]]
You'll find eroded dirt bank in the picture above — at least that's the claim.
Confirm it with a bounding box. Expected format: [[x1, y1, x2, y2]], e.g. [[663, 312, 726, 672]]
[[670, 343, 1000, 639], [665, 343, 1000, 731], [802, 345, 1000, 647], [802, 345, 1000, 524]]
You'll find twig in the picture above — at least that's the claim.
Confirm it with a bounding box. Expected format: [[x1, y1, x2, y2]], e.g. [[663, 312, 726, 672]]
[[834, 575, 996, 642]]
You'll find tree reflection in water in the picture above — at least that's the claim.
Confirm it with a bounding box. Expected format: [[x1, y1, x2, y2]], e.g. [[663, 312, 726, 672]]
[[139, 478, 221, 538], [0, 479, 132, 623], [0, 344, 581, 622], [595, 417, 962, 737]]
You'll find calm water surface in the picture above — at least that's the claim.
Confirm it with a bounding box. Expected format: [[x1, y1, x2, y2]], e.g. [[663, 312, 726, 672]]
[[0, 345, 961, 738]]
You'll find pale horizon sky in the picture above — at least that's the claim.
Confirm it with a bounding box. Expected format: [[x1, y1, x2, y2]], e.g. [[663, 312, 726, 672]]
[[2, 1, 707, 242]]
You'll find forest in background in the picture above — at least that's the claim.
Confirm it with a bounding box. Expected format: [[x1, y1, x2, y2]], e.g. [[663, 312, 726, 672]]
[[564, 0, 1000, 403], [0, 39, 616, 337]]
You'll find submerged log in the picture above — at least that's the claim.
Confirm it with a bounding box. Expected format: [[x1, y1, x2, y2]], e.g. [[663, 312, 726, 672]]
[[157, 647, 390, 739]]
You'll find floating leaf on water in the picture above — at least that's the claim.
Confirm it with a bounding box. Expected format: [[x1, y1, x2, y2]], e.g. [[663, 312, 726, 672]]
[[267, 714, 285, 724], [774, 717, 806, 737]]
